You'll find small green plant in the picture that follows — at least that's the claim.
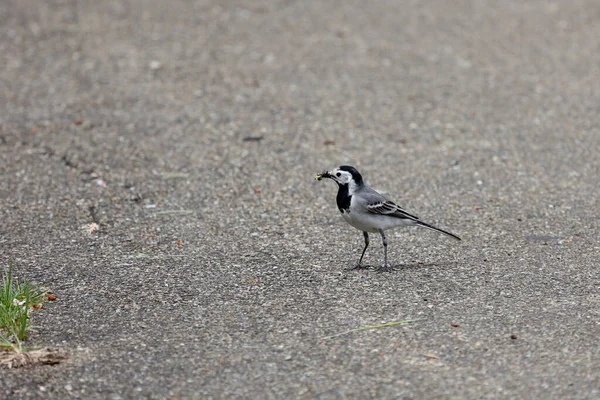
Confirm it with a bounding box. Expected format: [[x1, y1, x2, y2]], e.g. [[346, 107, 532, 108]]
[[0, 261, 47, 351]]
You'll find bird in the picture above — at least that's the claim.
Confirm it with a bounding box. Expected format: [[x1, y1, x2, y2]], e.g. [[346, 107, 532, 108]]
[[316, 165, 460, 271]]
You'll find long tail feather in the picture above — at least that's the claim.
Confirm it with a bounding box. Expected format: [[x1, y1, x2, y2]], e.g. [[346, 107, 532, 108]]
[[416, 220, 461, 240]]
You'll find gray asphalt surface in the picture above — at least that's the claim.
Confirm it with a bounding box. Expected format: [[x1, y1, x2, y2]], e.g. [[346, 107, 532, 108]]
[[1, 0, 599, 398]]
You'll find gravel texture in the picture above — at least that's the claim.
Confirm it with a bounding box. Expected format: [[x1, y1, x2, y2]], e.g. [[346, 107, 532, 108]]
[[1, 0, 599, 398]]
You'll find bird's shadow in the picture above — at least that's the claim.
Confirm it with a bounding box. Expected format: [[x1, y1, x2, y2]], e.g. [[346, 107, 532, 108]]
[[348, 262, 457, 273]]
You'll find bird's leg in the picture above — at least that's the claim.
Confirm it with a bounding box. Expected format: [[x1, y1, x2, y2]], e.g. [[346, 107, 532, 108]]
[[349, 231, 369, 270], [358, 231, 369, 267], [378, 229, 392, 272]]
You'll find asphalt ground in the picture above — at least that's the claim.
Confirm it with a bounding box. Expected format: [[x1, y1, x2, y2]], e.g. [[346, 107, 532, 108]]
[[1, 0, 599, 398]]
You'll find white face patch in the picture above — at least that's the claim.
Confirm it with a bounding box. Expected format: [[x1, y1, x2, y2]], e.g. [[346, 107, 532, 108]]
[[329, 168, 359, 194], [331, 169, 353, 184]]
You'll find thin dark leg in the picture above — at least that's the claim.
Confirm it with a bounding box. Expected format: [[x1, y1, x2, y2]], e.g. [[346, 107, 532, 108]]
[[379, 229, 392, 271], [358, 231, 369, 266], [348, 232, 369, 270]]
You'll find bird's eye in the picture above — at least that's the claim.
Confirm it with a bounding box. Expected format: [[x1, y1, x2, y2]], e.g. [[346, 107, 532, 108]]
[[336, 172, 341, 177]]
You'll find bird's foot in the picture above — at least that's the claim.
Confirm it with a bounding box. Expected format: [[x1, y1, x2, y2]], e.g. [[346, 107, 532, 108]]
[[347, 264, 369, 271], [377, 263, 394, 272]]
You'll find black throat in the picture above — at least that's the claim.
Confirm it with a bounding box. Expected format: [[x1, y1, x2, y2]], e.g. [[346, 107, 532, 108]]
[[336, 183, 352, 213]]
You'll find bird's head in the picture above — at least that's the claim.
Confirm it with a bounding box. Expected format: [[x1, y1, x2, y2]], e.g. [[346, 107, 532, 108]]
[[316, 165, 363, 186]]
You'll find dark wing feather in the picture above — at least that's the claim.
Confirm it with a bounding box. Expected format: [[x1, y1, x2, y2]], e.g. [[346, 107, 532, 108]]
[[366, 200, 420, 221]]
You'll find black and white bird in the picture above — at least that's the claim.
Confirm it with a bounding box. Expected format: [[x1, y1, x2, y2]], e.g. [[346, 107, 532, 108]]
[[316, 165, 460, 270]]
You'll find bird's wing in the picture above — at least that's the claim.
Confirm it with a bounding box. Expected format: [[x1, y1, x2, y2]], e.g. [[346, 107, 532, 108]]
[[366, 200, 420, 221], [358, 186, 461, 240]]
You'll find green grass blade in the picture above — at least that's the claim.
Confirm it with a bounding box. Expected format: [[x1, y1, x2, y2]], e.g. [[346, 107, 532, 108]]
[[0, 260, 47, 347]]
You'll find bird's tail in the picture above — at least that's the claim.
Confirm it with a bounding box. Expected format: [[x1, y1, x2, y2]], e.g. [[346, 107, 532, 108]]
[[416, 220, 461, 240]]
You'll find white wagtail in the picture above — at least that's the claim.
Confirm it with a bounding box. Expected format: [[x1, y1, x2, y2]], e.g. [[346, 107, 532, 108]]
[[316, 165, 461, 270]]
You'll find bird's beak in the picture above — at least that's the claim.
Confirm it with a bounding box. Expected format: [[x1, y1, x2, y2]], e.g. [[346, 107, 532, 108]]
[[315, 171, 332, 181]]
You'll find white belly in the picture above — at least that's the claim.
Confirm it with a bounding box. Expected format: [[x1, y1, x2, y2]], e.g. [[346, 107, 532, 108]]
[[341, 210, 416, 233]]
